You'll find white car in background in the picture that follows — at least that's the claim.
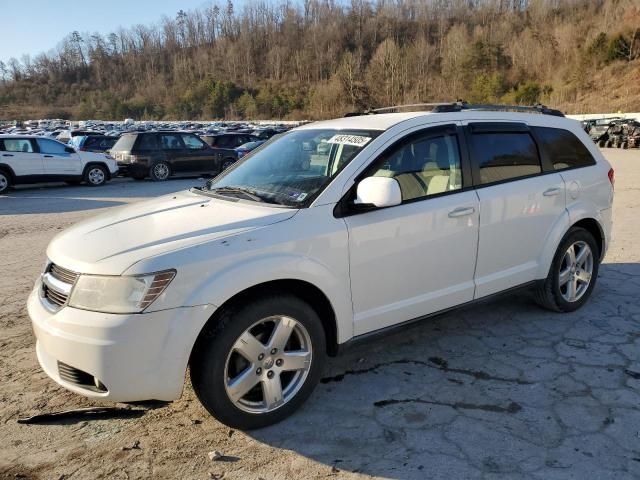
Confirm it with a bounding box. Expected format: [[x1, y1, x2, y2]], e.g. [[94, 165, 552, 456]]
[[27, 104, 613, 429], [0, 135, 118, 193]]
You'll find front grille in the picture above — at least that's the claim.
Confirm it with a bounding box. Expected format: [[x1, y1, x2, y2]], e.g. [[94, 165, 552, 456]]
[[58, 361, 107, 393], [41, 263, 78, 310], [50, 264, 79, 284]]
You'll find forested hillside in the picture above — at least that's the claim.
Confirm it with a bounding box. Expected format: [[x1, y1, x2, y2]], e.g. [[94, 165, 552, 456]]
[[1, 0, 639, 120]]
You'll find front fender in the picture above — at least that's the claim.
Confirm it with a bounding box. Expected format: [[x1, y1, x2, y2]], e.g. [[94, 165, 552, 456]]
[[185, 253, 353, 344]]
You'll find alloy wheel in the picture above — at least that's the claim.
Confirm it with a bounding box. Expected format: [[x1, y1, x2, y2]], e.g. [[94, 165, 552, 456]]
[[0, 173, 8, 192], [153, 163, 170, 180], [224, 315, 312, 414], [558, 240, 593, 302]]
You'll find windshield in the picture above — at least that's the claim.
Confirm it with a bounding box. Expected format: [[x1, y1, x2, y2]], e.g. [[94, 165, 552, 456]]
[[201, 129, 380, 206]]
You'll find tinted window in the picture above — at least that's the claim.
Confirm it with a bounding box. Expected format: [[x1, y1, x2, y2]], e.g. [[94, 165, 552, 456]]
[[135, 134, 157, 150], [4, 139, 34, 153], [367, 129, 462, 201], [159, 134, 184, 150], [181, 134, 206, 149], [534, 127, 596, 170], [471, 132, 541, 185], [215, 136, 233, 148], [37, 138, 69, 154]]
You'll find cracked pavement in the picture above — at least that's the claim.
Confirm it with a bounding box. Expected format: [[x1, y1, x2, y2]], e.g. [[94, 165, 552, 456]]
[[0, 150, 639, 479]]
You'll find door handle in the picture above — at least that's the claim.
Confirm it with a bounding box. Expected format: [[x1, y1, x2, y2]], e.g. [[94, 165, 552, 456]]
[[2, 153, 13, 157], [43, 155, 53, 158], [543, 187, 561, 197], [448, 206, 475, 218]]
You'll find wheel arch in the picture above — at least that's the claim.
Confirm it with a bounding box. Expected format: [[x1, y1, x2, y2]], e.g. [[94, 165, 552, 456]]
[[82, 162, 111, 180], [191, 279, 340, 361], [0, 163, 16, 180]]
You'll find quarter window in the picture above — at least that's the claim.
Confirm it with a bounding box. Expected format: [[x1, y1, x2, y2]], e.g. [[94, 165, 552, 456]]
[[471, 132, 541, 185], [136, 134, 157, 150], [533, 127, 596, 170], [367, 130, 463, 202], [3, 139, 34, 153]]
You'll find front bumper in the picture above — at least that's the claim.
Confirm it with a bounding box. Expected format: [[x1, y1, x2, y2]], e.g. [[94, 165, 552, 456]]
[[28, 288, 215, 402]]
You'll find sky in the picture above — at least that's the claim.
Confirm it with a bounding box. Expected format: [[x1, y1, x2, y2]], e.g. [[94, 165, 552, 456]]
[[0, 0, 212, 64]]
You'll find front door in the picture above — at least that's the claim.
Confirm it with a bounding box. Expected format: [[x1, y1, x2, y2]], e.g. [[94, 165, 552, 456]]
[[37, 138, 83, 176], [344, 125, 480, 335]]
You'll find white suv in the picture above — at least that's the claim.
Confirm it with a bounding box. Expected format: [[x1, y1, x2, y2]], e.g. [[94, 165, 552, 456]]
[[0, 135, 118, 193], [27, 105, 614, 429]]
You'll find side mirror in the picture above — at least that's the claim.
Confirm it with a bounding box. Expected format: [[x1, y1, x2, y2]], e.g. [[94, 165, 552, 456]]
[[354, 176, 402, 209], [65, 146, 75, 153]]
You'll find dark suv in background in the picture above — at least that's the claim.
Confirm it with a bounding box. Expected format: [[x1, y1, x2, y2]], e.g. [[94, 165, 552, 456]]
[[111, 131, 220, 180], [199, 133, 260, 170]]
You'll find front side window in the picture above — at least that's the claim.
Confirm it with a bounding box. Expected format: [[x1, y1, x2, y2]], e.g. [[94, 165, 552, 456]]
[[159, 134, 184, 150], [181, 134, 206, 150], [202, 129, 380, 206], [4, 139, 34, 153], [471, 132, 541, 185], [534, 127, 596, 170], [365, 129, 462, 202], [37, 138, 69, 154]]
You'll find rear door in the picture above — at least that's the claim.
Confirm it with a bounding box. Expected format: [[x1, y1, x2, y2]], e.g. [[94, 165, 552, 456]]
[[158, 133, 187, 172], [1, 138, 43, 177], [463, 122, 566, 298], [37, 138, 83, 176]]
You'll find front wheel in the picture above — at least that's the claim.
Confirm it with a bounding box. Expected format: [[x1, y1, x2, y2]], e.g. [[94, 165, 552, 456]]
[[84, 165, 108, 186], [534, 227, 600, 312], [221, 158, 235, 170], [190, 294, 326, 429]]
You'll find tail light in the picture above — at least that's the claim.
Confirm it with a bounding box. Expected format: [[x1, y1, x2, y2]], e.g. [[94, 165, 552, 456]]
[[608, 168, 615, 189]]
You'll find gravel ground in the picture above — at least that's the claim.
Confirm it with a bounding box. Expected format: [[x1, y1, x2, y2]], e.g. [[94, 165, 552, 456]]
[[0, 149, 639, 480]]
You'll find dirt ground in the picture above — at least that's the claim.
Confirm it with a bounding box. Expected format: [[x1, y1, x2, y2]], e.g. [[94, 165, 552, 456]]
[[1, 149, 639, 480]]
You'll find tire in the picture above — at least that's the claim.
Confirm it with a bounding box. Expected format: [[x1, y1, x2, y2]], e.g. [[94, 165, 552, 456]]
[[84, 165, 108, 187], [534, 227, 600, 313], [605, 140, 612, 148], [222, 158, 236, 170], [0, 170, 11, 194], [622, 142, 628, 150], [190, 294, 327, 430], [150, 161, 171, 181], [598, 140, 606, 148]]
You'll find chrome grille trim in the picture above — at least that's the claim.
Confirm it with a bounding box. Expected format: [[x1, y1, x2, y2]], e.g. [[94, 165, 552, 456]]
[[40, 263, 79, 312]]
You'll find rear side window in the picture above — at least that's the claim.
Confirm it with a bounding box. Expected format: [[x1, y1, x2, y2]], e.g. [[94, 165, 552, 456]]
[[135, 134, 157, 150], [215, 136, 234, 148], [471, 132, 541, 185], [534, 127, 596, 171], [3, 139, 34, 153], [181, 134, 206, 149], [159, 134, 184, 150]]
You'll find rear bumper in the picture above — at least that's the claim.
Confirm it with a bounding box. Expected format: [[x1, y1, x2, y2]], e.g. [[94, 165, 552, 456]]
[[28, 288, 215, 402]]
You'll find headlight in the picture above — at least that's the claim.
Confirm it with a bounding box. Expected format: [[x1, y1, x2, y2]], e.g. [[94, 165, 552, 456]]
[[68, 270, 175, 314]]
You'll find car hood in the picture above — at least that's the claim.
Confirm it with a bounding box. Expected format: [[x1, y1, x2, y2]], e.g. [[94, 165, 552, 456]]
[[47, 189, 298, 275]]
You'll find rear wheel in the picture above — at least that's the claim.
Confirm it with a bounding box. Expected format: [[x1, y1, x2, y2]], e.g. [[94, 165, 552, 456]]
[[84, 165, 107, 186], [150, 162, 171, 181], [0, 170, 11, 194], [534, 227, 599, 312], [622, 141, 628, 149], [191, 294, 326, 429]]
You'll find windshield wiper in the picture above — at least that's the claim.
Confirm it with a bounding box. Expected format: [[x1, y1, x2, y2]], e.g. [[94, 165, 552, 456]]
[[208, 186, 267, 203]]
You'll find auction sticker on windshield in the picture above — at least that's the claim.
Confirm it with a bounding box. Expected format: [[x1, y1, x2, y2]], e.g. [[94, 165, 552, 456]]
[[326, 134, 371, 147]]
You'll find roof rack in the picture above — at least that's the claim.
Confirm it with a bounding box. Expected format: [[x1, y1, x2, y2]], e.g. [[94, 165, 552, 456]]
[[346, 101, 564, 117]]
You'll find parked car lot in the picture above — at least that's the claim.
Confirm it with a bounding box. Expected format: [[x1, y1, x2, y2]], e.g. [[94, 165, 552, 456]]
[[1, 140, 639, 477]]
